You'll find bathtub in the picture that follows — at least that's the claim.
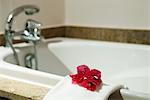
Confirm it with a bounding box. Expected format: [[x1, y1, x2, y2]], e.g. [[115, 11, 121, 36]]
[[0, 37, 150, 100]]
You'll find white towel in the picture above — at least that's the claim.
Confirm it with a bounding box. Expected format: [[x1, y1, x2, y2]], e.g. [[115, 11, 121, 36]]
[[43, 76, 123, 100]]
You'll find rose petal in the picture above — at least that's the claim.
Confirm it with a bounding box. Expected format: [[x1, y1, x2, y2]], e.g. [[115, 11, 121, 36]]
[[90, 69, 101, 78], [77, 65, 90, 75], [90, 69, 102, 85], [79, 79, 97, 91], [70, 74, 83, 84]]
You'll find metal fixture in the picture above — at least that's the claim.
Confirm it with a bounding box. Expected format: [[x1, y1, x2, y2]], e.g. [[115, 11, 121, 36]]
[[24, 41, 39, 70], [24, 53, 36, 69], [4, 5, 41, 66]]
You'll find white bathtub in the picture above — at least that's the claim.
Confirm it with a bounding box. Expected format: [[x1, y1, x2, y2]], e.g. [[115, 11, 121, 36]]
[[47, 38, 150, 100], [0, 37, 150, 100]]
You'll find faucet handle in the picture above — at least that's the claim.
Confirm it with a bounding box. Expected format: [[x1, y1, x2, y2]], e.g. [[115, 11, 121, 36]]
[[25, 19, 41, 29], [22, 19, 42, 41]]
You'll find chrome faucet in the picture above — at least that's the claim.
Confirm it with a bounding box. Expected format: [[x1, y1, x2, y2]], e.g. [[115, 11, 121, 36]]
[[4, 5, 41, 65], [5, 5, 41, 46]]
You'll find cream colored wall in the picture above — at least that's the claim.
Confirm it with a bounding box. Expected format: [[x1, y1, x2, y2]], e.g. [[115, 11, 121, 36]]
[[148, 0, 150, 28], [0, 0, 12, 32], [0, 0, 3, 32], [0, 0, 149, 33], [0, 0, 65, 32], [65, 0, 149, 29]]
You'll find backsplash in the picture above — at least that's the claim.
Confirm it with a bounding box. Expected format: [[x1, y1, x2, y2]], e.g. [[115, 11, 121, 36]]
[[41, 27, 65, 39], [0, 27, 65, 46], [65, 26, 150, 45], [0, 34, 5, 46], [0, 26, 150, 46]]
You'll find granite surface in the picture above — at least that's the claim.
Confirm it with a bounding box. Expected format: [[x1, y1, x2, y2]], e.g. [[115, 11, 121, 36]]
[[0, 34, 5, 46], [41, 26, 65, 39], [0, 75, 49, 100], [65, 26, 150, 45]]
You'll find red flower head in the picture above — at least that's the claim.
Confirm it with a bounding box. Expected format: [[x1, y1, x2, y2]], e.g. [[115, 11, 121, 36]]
[[70, 65, 102, 91]]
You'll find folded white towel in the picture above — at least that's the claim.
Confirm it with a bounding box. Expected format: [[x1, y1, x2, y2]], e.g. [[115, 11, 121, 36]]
[[43, 76, 123, 100]]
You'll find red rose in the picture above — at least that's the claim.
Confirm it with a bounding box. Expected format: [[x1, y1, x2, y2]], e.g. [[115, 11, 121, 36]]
[[70, 65, 102, 91]]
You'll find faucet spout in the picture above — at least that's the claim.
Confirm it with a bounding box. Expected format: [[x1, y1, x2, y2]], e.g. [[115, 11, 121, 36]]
[[5, 5, 39, 31], [5, 5, 40, 47]]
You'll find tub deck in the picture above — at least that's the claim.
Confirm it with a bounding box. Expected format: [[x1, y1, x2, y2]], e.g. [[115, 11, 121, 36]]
[[0, 74, 49, 100]]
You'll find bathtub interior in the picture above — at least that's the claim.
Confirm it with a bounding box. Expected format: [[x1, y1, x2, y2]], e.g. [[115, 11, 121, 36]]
[[4, 41, 71, 76]]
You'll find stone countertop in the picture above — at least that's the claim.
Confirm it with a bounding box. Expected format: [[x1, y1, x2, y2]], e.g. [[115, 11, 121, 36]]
[[0, 75, 49, 100], [0, 74, 123, 100]]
